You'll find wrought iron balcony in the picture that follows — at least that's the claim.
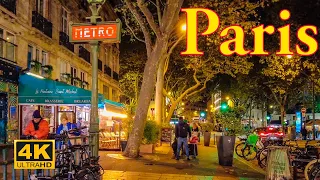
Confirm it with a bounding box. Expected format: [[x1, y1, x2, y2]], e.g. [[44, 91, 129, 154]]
[[104, 65, 111, 77], [32, 11, 52, 38], [0, 38, 17, 62], [0, 0, 16, 14], [98, 59, 102, 71], [59, 32, 74, 52], [79, 46, 90, 63], [113, 71, 119, 81]]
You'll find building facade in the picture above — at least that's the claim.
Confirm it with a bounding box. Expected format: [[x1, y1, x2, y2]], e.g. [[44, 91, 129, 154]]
[[0, 0, 120, 101], [0, 0, 121, 143]]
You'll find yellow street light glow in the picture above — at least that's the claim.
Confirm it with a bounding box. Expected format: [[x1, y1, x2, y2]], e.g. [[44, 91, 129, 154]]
[[210, 105, 213, 108], [226, 96, 230, 100], [168, 92, 172, 95], [101, 110, 127, 118], [181, 24, 186, 31], [182, 102, 185, 105], [270, 105, 273, 108]]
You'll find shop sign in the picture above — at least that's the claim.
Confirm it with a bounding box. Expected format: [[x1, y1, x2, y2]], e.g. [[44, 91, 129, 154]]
[[35, 88, 78, 95], [19, 97, 92, 105], [69, 21, 121, 43], [266, 146, 292, 179]]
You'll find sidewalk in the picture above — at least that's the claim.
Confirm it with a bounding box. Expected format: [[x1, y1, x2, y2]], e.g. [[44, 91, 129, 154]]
[[99, 140, 265, 180]]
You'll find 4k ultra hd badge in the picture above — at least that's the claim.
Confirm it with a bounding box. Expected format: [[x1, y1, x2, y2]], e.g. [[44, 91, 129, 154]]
[[14, 140, 55, 169]]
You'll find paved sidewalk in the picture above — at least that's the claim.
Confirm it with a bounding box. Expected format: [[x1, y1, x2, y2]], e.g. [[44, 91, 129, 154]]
[[102, 170, 257, 180], [100, 140, 265, 179]]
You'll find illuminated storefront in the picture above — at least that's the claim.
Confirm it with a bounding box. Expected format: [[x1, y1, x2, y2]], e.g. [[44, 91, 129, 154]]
[[99, 99, 127, 150], [18, 74, 104, 135]]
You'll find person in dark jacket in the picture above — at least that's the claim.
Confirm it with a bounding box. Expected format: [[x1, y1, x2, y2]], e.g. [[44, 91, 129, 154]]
[[301, 126, 307, 140], [175, 117, 191, 160]]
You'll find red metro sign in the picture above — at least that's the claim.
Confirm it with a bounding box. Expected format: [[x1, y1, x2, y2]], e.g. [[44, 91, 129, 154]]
[[69, 21, 121, 43]]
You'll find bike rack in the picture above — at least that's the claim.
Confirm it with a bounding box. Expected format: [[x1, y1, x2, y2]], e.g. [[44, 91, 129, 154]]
[[0, 136, 90, 180]]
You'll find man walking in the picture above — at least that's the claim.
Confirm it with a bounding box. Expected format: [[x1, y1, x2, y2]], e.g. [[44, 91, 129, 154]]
[[175, 117, 191, 160]]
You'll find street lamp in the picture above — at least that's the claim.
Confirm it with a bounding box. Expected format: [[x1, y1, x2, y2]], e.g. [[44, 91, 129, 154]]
[[270, 105, 273, 108], [226, 96, 230, 100], [86, 0, 106, 157], [181, 24, 186, 31]]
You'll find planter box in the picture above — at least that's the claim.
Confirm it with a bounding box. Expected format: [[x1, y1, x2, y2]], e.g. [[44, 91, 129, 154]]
[[217, 136, 235, 166], [140, 144, 154, 154], [203, 132, 211, 146]]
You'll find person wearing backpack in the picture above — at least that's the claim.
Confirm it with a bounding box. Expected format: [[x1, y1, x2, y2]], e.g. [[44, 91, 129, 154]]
[[175, 117, 191, 160]]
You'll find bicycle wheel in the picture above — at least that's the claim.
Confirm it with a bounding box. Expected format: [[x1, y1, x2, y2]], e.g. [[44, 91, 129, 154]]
[[257, 148, 268, 169], [308, 163, 320, 180], [243, 145, 257, 161], [305, 160, 320, 180], [235, 142, 246, 158]]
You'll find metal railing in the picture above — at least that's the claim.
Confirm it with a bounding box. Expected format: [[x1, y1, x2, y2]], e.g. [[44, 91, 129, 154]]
[[0, 136, 90, 180], [98, 59, 102, 71], [79, 46, 90, 64], [59, 32, 74, 53], [32, 11, 53, 38], [0, 38, 17, 62], [113, 71, 119, 81], [0, 0, 16, 14], [104, 65, 112, 77]]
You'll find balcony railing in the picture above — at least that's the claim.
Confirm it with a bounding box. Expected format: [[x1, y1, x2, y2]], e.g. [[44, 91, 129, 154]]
[[79, 46, 90, 63], [0, 38, 16, 62], [113, 71, 119, 81], [98, 59, 102, 71], [104, 65, 111, 77], [79, 0, 89, 12], [32, 11, 52, 38], [59, 32, 74, 52], [0, 0, 16, 14]]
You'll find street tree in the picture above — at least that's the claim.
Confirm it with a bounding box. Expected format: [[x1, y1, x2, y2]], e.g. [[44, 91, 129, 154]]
[[115, 0, 184, 158]]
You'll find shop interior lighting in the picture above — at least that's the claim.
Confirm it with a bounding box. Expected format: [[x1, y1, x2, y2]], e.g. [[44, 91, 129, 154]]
[[26, 72, 44, 79]]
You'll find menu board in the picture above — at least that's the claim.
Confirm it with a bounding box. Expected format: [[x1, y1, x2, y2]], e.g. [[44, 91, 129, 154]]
[[161, 128, 172, 145], [266, 146, 292, 180]]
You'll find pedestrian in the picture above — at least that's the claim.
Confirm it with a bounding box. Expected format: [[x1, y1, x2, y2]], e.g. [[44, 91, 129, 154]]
[[175, 117, 191, 160], [192, 123, 201, 142], [24, 110, 49, 139], [56, 113, 80, 149], [301, 126, 307, 140]]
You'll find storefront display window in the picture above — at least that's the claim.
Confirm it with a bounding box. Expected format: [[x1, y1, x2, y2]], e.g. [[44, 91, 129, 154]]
[[40, 106, 54, 133], [58, 106, 75, 124]]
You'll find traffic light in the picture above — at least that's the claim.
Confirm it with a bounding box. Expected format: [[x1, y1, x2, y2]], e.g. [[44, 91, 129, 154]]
[[200, 111, 206, 117], [220, 101, 229, 112]]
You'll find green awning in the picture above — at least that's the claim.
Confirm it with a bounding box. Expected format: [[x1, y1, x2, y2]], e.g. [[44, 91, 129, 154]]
[[18, 74, 104, 105]]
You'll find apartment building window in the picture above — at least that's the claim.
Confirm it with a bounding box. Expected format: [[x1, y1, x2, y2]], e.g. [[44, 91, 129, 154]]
[[36, 49, 40, 61], [60, 60, 67, 74], [41, 51, 48, 65], [61, 8, 68, 34], [71, 66, 77, 85], [27, 45, 33, 66], [80, 71, 87, 81], [0, 28, 16, 62], [112, 89, 117, 101], [103, 85, 109, 99], [36, 0, 44, 15]]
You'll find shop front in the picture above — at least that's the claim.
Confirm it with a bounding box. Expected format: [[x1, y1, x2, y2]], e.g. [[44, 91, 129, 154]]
[[0, 59, 21, 144], [18, 74, 104, 136], [99, 99, 127, 150]]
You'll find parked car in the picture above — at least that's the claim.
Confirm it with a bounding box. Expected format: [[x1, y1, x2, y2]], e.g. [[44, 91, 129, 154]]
[[258, 126, 284, 142]]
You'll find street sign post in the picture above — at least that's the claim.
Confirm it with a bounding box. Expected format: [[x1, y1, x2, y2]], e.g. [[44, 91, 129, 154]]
[[69, 21, 121, 43], [68, 1, 122, 157]]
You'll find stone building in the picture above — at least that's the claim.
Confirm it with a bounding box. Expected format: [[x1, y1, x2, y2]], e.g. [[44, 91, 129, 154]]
[[0, 0, 120, 101], [0, 0, 121, 143]]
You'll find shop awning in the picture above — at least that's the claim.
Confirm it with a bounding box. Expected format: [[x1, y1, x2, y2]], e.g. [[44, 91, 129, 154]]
[[101, 99, 127, 118], [18, 74, 104, 105]]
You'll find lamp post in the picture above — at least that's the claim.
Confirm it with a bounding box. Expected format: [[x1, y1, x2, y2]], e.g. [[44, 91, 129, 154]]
[[87, 0, 106, 157]]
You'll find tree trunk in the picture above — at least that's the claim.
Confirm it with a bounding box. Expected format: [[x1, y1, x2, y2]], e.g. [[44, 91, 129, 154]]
[[249, 100, 252, 128], [123, 39, 168, 158], [155, 58, 166, 125], [166, 101, 178, 122], [280, 104, 285, 126]]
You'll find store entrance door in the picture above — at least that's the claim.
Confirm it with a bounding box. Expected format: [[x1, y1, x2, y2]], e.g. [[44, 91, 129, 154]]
[[0, 93, 8, 144]]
